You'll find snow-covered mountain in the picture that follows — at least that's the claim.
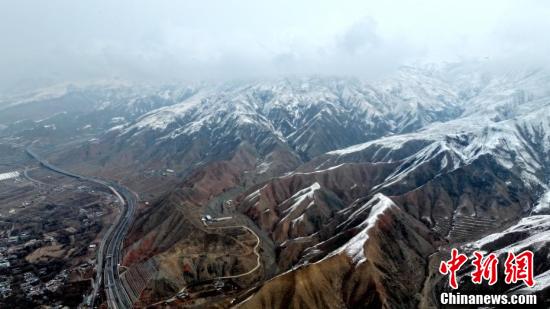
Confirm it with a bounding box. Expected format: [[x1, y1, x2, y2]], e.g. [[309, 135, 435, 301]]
[[0, 81, 200, 141], [45, 63, 542, 188], [117, 70, 466, 161], [5, 62, 550, 307]]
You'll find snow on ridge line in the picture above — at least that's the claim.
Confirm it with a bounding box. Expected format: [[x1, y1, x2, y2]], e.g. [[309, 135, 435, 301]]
[[122, 89, 210, 133], [533, 189, 550, 214], [244, 184, 267, 204], [280, 182, 321, 218], [287, 163, 348, 176], [325, 193, 396, 265], [325, 110, 550, 189], [114, 67, 481, 140], [325, 106, 547, 157]]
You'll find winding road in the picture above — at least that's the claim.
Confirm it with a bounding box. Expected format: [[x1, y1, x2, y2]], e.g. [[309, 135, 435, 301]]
[[26, 147, 136, 309], [216, 225, 261, 280], [150, 222, 262, 307]]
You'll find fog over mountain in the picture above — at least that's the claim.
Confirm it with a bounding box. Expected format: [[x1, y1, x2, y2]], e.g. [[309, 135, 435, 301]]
[[2, 0, 550, 93], [2, 2, 550, 308]]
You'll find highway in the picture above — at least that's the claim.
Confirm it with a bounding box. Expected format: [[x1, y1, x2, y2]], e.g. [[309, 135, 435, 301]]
[[26, 147, 136, 309]]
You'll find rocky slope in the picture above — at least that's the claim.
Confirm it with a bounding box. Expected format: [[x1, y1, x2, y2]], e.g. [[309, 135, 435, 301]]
[[42, 67, 472, 181], [6, 62, 550, 307], [238, 194, 438, 309], [115, 64, 550, 308]]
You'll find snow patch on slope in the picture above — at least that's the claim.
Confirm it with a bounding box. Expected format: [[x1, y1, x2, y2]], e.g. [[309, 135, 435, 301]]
[[327, 193, 396, 265], [533, 189, 550, 214], [280, 182, 321, 220]]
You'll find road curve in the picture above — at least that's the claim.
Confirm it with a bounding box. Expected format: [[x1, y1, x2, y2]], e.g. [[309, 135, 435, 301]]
[[150, 223, 262, 306], [215, 225, 261, 280], [26, 147, 136, 309]]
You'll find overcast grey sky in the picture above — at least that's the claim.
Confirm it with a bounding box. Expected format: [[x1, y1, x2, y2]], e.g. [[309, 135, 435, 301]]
[[1, 0, 549, 92]]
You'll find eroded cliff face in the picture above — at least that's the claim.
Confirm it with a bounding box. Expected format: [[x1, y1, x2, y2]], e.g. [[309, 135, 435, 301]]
[[100, 67, 550, 307], [124, 147, 257, 263], [230, 153, 538, 308], [118, 138, 543, 307], [119, 146, 282, 304], [237, 194, 437, 309], [236, 163, 398, 242]]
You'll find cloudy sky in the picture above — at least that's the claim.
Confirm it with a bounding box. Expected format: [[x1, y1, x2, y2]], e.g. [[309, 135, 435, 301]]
[[1, 0, 549, 92]]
